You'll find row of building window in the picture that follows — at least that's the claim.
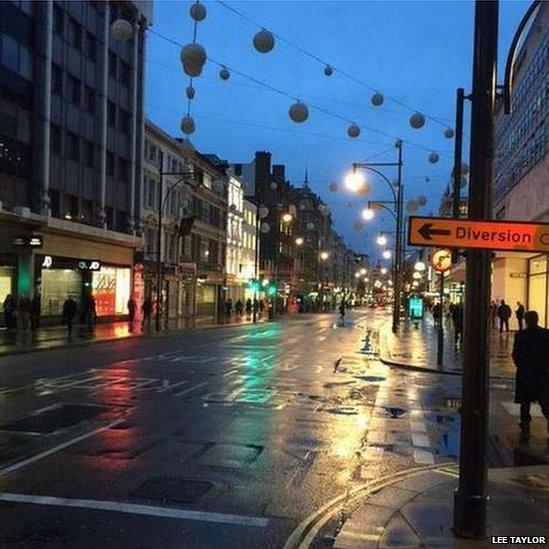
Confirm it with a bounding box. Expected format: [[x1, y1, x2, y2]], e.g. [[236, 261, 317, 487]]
[[0, 32, 33, 80]]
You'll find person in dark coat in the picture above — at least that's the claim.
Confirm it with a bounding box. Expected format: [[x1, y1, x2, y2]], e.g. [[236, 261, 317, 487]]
[[511, 310, 549, 436], [338, 299, 346, 326], [127, 297, 136, 323], [62, 296, 78, 337], [432, 302, 442, 325], [450, 302, 464, 346], [142, 298, 152, 330], [17, 294, 32, 331], [3, 294, 16, 330], [235, 299, 243, 316], [245, 298, 252, 316], [515, 301, 525, 331], [497, 299, 512, 334]]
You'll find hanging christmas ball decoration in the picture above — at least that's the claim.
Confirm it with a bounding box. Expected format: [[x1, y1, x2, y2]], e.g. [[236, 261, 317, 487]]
[[428, 152, 440, 164], [347, 123, 361, 138], [270, 182, 277, 190], [417, 195, 427, 207], [186, 86, 195, 100], [260, 222, 271, 234], [258, 206, 269, 218], [181, 115, 195, 135], [347, 202, 353, 208], [180, 43, 207, 77], [324, 65, 333, 76], [444, 127, 455, 139], [405, 199, 419, 213], [307, 222, 315, 230], [111, 19, 133, 42], [371, 92, 384, 107], [253, 29, 275, 53], [289, 101, 309, 123], [353, 220, 364, 232], [329, 182, 339, 192], [424, 177, 430, 183], [219, 67, 230, 81], [189, 2, 207, 22], [409, 112, 425, 129]]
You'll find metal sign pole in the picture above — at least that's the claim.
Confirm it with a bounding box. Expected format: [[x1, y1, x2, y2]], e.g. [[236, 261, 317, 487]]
[[437, 272, 444, 366]]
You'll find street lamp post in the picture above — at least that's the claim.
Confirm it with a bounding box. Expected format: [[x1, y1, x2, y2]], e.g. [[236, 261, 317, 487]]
[[351, 141, 404, 333]]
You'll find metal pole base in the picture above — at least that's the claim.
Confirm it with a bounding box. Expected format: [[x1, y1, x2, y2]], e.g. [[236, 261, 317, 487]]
[[452, 489, 488, 539]]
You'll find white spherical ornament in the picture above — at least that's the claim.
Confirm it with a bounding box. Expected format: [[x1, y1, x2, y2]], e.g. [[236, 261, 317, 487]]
[[329, 182, 339, 192], [260, 222, 271, 234], [180, 115, 195, 135], [111, 19, 133, 42], [371, 93, 384, 107], [405, 199, 419, 213], [253, 29, 275, 53], [409, 112, 425, 129], [324, 65, 333, 76], [444, 127, 455, 139], [417, 195, 427, 207], [306, 222, 315, 230], [180, 43, 207, 77], [219, 67, 230, 81], [186, 86, 195, 100], [270, 182, 277, 190], [289, 101, 309, 123], [258, 206, 269, 219], [347, 123, 360, 138], [428, 152, 440, 164], [189, 2, 206, 22]]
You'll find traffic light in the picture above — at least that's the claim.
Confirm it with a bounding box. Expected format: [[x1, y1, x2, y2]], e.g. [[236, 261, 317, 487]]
[[266, 281, 278, 297], [248, 279, 261, 292]]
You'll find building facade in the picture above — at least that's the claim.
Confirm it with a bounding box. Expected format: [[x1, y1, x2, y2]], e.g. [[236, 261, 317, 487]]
[[0, 0, 151, 325], [492, 3, 548, 327]]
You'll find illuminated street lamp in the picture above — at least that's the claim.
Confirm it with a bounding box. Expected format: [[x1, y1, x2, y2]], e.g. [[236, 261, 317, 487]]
[[295, 237, 304, 245], [413, 271, 422, 280], [382, 250, 392, 260], [282, 213, 293, 223], [376, 234, 388, 246], [380, 267, 388, 275], [355, 272, 361, 278], [320, 251, 330, 261], [414, 261, 426, 271], [361, 207, 375, 221], [412, 280, 419, 288], [344, 171, 365, 192], [360, 268, 367, 275]]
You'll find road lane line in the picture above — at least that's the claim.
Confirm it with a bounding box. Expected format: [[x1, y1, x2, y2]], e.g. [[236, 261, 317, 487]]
[[174, 381, 208, 397], [0, 493, 269, 527], [156, 379, 188, 393], [0, 418, 126, 477]]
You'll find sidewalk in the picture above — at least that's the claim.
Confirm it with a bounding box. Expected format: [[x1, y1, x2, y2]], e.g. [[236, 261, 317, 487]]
[[0, 314, 269, 357], [333, 465, 549, 548], [378, 317, 516, 379]]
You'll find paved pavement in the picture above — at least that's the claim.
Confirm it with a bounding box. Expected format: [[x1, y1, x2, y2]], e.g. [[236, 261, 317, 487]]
[[0, 309, 546, 548]]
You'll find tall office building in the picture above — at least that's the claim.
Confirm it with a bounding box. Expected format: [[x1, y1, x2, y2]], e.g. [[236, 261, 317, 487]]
[[0, 0, 152, 324]]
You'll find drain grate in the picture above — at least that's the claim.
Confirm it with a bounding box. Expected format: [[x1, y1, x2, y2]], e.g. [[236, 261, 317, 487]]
[[1, 404, 109, 434], [133, 477, 213, 504]]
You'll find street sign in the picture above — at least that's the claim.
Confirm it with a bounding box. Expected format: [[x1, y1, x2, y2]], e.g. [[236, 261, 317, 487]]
[[408, 216, 549, 253], [431, 249, 452, 273]]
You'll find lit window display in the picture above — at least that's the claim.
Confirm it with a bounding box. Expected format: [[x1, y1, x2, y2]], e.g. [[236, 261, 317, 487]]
[[41, 269, 82, 315], [92, 267, 131, 316], [0, 267, 15, 304]]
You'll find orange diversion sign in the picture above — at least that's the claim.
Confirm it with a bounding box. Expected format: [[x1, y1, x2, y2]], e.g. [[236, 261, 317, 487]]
[[408, 217, 549, 253]]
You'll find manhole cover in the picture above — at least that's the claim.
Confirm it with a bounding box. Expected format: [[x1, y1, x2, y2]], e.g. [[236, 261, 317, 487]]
[[133, 477, 213, 504], [1, 404, 109, 434]]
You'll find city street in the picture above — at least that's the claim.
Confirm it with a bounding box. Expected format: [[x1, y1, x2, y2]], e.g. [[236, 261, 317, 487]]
[[2, 309, 539, 548]]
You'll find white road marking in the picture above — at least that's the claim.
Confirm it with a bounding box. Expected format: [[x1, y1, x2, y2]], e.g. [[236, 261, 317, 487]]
[[174, 381, 209, 397], [0, 493, 269, 527], [0, 418, 126, 477]]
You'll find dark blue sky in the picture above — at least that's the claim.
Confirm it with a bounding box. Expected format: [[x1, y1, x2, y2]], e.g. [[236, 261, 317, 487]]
[[146, 0, 530, 259]]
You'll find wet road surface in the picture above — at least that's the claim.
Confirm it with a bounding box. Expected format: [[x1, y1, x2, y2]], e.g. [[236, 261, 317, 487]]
[[0, 310, 484, 547]]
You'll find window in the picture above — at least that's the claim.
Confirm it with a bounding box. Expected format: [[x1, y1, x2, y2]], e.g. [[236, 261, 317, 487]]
[[68, 75, 80, 105], [68, 18, 82, 50], [0, 35, 32, 80], [85, 142, 94, 168], [147, 143, 157, 163], [108, 51, 117, 78], [146, 176, 157, 208], [119, 61, 131, 85], [50, 124, 61, 154], [86, 32, 96, 61], [107, 100, 116, 127], [53, 4, 63, 35], [106, 151, 114, 175], [52, 64, 63, 94], [67, 132, 79, 161], [200, 239, 210, 263], [118, 158, 129, 182], [84, 86, 95, 113]]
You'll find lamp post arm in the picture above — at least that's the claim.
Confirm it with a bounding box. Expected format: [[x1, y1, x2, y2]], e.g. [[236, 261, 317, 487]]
[[369, 201, 397, 221]]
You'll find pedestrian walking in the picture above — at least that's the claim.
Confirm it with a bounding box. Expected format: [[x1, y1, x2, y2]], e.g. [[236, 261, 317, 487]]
[[17, 294, 32, 331], [511, 310, 549, 437], [515, 301, 525, 331], [338, 299, 346, 326], [84, 295, 97, 333], [62, 295, 78, 337], [3, 294, 16, 330], [30, 293, 41, 331], [432, 302, 442, 325], [127, 297, 136, 323], [235, 299, 243, 316], [142, 297, 152, 330], [489, 300, 498, 329], [245, 298, 252, 316], [225, 298, 232, 318], [497, 299, 512, 334], [450, 302, 464, 347]]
